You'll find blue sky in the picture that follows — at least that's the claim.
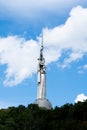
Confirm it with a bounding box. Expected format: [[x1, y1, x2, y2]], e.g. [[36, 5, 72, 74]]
[[0, 0, 87, 108]]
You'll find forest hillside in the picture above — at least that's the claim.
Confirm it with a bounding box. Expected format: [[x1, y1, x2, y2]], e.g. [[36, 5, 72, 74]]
[[0, 100, 87, 130]]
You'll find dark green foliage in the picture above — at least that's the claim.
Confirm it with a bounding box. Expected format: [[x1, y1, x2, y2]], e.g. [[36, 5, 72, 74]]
[[0, 101, 87, 130]]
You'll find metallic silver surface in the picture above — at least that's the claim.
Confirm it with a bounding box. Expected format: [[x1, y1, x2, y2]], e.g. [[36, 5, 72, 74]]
[[37, 38, 46, 99], [35, 98, 52, 109], [35, 33, 52, 109]]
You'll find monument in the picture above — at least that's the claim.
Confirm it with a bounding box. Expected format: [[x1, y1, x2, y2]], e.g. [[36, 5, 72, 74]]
[[35, 34, 52, 109]]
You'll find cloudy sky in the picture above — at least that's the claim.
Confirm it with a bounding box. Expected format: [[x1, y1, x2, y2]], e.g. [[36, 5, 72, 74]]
[[0, 0, 87, 108]]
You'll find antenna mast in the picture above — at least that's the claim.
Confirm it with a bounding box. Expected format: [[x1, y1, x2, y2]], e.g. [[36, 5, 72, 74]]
[[41, 30, 44, 52], [40, 30, 44, 61]]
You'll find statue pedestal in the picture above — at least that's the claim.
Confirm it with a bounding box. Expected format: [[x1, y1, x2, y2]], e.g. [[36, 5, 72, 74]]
[[35, 98, 52, 109]]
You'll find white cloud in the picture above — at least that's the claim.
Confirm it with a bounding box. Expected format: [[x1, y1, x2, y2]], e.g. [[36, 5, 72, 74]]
[[83, 65, 87, 69], [43, 6, 87, 66], [0, 0, 85, 19], [75, 93, 87, 103], [0, 6, 87, 86], [78, 64, 87, 74], [0, 36, 39, 86]]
